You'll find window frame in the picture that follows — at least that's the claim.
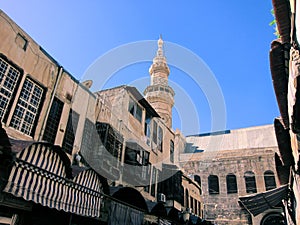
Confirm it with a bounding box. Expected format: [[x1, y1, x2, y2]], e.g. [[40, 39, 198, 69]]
[[264, 170, 276, 191], [151, 166, 157, 197], [9, 77, 45, 136], [42, 97, 64, 144], [158, 126, 163, 152], [152, 120, 157, 144], [144, 111, 151, 137], [194, 175, 202, 195], [226, 174, 238, 194], [244, 171, 257, 194], [170, 140, 174, 163], [62, 109, 79, 155], [208, 175, 220, 195], [128, 97, 142, 123], [0, 56, 23, 123]]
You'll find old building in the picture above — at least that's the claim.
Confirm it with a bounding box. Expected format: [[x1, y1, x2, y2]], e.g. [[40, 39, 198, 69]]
[[0, 9, 110, 225], [1, 5, 291, 225], [0, 9, 203, 225], [87, 37, 203, 223], [180, 125, 286, 225], [269, 0, 300, 224]]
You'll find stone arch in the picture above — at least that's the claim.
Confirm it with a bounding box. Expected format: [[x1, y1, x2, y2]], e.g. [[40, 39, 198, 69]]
[[112, 186, 148, 212]]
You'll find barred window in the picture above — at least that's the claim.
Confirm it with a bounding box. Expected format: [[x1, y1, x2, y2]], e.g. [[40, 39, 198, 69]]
[[0, 58, 21, 120], [170, 140, 174, 163], [10, 78, 43, 136], [264, 170, 276, 191], [226, 174, 238, 194], [62, 110, 79, 155], [245, 171, 257, 193], [42, 97, 64, 143]]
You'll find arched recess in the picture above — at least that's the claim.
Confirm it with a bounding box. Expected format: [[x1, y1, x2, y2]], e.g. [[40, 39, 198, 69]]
[[260, 213, 285, 225], [112, 186, 148, 212], [109, 187, 146, 225]]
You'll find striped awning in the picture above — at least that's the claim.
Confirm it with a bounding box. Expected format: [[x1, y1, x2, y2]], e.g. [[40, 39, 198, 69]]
[[3, 142, 105, 218]]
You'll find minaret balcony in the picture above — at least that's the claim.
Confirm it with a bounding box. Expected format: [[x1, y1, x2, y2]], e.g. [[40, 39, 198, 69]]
[[144, 85, 175, 97]]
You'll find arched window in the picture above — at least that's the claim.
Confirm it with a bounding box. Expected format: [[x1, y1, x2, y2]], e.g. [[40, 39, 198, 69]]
[[244, 171, 257, 193], [208, 175, 219, 194], [226, 174, 238, 194], [194, 175, 202, 195], [185, 189, 189, 208], [264, 171, 276, 191]]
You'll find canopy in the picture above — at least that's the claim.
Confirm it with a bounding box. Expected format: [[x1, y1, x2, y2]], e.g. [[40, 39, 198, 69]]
[[239, 184, 288, 216]]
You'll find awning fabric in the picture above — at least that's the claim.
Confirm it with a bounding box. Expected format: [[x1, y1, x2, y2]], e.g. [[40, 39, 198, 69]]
[[159, 218, 171, 225], [239, 184, 288, 216], [108, 201, 144, 225], [3, 142, 104, 218]]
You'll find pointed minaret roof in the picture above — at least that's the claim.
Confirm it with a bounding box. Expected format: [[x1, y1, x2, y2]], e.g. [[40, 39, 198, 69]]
[[149, 35, 170, 76], [144, 36, 174, 128]]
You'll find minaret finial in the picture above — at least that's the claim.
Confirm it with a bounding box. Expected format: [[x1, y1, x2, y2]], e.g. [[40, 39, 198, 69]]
[[149, 35, 169, 76], [157, 34, 164, 57]]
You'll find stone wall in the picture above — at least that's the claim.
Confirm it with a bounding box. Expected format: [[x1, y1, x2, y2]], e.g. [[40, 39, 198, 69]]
[[181, 147, 280, 225]]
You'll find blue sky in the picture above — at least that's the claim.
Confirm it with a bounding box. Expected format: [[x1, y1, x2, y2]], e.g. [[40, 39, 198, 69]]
[[1, 1, 278, 135]]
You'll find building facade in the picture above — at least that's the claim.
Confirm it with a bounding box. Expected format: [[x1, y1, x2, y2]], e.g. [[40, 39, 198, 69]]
[[0, 7, 291, 225], [180, 125, 286, 225], [0, 9, 202, 225]]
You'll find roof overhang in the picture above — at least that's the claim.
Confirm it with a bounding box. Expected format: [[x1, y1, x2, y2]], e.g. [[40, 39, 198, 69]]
[[125, 86, 160, 118]]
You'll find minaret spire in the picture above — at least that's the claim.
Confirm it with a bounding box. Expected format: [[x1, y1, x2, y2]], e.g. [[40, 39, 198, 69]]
[[157, 34, 164, 57], [144, 36, 174, 128], [149, 35, 170, 85]]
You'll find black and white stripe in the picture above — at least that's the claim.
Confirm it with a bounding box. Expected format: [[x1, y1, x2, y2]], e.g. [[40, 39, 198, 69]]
[[4, 143, 104, 217]]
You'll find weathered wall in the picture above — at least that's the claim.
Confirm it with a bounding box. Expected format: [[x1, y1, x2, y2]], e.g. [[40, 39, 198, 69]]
[[0, 10, 60, 141], [181, 147, 280, 225]]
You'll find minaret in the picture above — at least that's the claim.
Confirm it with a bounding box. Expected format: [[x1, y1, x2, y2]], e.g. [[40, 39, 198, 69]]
[[144, 36, 174, 128]]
